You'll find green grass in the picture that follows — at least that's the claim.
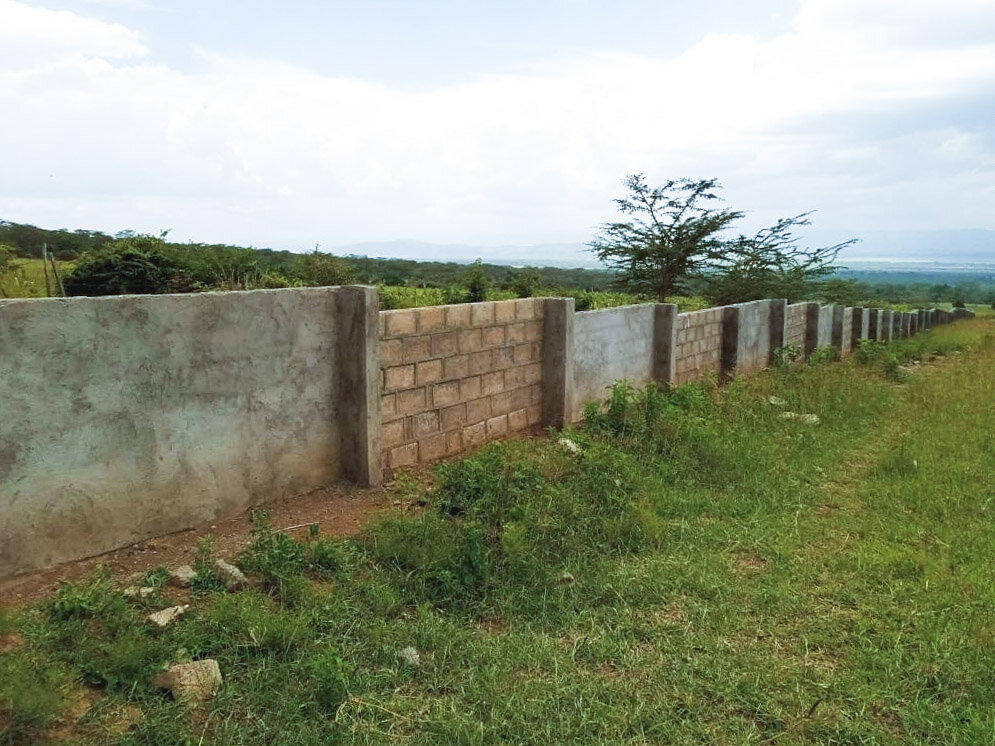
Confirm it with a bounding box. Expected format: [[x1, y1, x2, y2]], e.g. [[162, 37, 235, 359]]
[[2, 318, 994, 744], [0, 258, 75, 299]]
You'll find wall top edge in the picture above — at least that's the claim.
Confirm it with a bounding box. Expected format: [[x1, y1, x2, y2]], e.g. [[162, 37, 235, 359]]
[[0, 285, 348, 308]]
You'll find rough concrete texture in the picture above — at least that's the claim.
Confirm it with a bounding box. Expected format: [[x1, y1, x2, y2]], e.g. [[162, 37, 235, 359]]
[[379, 298, 543, 472], [816, 305, 835, 349], [785, 303, 809, 350], [673, 308, 724, 385], [0, 289, 344, 577], [573, 304, 655, 420], [733, 300, 781, 375]]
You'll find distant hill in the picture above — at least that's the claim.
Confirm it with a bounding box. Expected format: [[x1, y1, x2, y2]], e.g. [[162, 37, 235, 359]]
[[334, 240, 598, 268]]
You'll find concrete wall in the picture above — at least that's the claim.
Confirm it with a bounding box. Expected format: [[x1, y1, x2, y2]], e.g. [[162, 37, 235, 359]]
[[0, 288, 373, 577], [734, 300, 782, 374], [4, 287, 968, 579], [785, 303, 808, 350], [572, 304, 656, 421], [673, 307, 725, 385], [378, 299, 543, 475]]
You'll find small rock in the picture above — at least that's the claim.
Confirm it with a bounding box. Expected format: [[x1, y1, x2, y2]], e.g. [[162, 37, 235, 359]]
[[779, 411, 799, 420], [147, 605, 189, 627], [558, 571, 576, 586], [768, 396, 787, 407], [799, 413, 821, 425], [397, 646, 420, 668], [156, 660, 222, 703], [214, 559, 248, 590], [169, 565, 197, 588], [123, 586, 156, 599], [558, 437, 581, 455]]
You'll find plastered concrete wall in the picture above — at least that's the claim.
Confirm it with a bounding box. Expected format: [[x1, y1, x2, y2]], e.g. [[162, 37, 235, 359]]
[[673, 308, 724, 385], [785, 303, 808, 350], [816, 305, 835, 348], [840, 308, 854, 356], [572, 304, 656, 420], [379, 299, 543, 475], [1, 289, 345, 576], [734, 300, 777, 374]]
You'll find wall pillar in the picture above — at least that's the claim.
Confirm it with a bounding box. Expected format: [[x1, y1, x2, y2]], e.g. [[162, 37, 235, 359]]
[[804, 302, 820, 359], [831, 305, 845, 350], [720, 305, 740, 380], [653, 303, 678, 386], [542, 297, 575, 428], [336, 286, 382, 487], [769, 299, 787, 363]]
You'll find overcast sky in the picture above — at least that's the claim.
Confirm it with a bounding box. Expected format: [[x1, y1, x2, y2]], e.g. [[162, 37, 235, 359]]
[[2, 0, 994, 257]]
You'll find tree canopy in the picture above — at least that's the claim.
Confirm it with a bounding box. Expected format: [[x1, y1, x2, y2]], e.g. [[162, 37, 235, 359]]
[[590, 175, 856, 303]]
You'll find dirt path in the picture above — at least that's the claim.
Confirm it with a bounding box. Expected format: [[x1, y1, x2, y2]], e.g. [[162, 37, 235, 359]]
[[0, 481, 413, 607]]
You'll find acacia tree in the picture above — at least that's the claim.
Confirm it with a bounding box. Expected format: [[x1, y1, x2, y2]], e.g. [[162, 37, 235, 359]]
[[702, 213, 858, 305], [591, 175, 853, 303], [589, 175, 742, 301]]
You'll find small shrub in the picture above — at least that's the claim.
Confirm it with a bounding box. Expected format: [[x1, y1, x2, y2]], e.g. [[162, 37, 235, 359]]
[[808, 345, 839, 365], [772, 344, 801, 367], [309, 649, 349, 716], [0, 650, 69, 734]]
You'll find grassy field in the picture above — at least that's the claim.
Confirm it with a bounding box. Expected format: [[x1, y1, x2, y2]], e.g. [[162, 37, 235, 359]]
[[2, 317, 994, 744], [0, 258, 75, 299]]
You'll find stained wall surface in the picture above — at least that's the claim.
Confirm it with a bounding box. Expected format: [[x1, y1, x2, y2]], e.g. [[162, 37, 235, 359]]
[[1, 289, 344, 576], [572, 304, 656, 419]]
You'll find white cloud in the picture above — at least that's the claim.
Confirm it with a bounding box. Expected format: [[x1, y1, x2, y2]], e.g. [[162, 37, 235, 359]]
[[1, 0, 994, 248], [0, 0, 146, 69]]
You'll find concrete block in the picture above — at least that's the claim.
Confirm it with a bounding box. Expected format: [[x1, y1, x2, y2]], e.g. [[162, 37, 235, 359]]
[[720, 305, 740, 379], [654, 303, 678, 385]]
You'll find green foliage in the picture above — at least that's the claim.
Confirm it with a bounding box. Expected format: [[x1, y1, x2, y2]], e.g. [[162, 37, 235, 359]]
[[771, 344, 802, 367], [239, 511, 352, 603], [807, 345, 840, 365], [0, 649, 70, 736], [295, 249, 355, 287], [64, 234, 191, 296], [506, 268, 542, 298], [35, 571, 170, 693], [702, 213, 855, 305], [592, 175, 855, 304], [590, 174, 743, 301], [463, 259, 490, 303], [308, 648, 349, 716]]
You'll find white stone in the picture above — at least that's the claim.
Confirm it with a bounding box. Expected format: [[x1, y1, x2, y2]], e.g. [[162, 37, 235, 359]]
[[558, 438, 581, 455], [214, 559, 248, 590], [398, 646, 420, 668], [147, 604, 189, 627], [123, 586, 155, 599], [168, 565, 197, 588], [157, 659, 223, 702], [767, 396, 787, 407]]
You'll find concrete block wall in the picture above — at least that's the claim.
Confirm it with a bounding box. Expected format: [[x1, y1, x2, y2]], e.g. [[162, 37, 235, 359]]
[[4, 285, 971, 579], [785, 303, 808, 349], [673, 308, 725, 385], [379, 299, 543, 475]]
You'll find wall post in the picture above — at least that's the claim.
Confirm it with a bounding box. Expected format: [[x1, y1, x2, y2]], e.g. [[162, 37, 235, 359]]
[[653, 303, 678, 386], [769, 299, 787, 363], [881, 310, 894, 342], [720, 305, 740, 380], [831, 305, 845, 350], [336, 285, 382, 487], [542, 297, 575, 428], [804, 302, 820, 359]]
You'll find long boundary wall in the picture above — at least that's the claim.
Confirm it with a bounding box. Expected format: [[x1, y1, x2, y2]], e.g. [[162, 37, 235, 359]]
[[1, 288, 971, 577]]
